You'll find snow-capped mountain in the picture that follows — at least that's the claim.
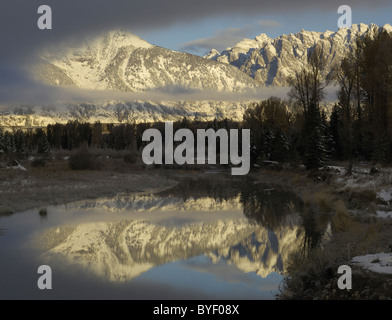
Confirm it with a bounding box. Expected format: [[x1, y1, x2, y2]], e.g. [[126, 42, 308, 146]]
[[206, 23, 392, 86], [2, 24, 390, 128], [35, 30, 258, 93]]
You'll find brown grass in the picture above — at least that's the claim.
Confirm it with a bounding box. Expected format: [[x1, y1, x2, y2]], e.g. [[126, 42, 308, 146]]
[[331, 199, 353, 233]]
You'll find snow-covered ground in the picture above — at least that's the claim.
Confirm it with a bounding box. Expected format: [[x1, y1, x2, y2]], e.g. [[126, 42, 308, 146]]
[[325, 164, 392, 275], [376, 211, 392, 219], [328, 164, 392, 212], [352, 253, 392, 274]]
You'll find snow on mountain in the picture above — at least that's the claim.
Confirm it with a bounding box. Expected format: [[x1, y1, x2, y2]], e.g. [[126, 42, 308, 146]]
[[3, 25, 388, 127], [0, 30, 261, 127], [35, 30, 258, 93], [37, 193, 303, 282], [40, 218, 302, 282], [64, 193, 244, 213], [206, 23, 392, 86], [0, 99, 252, 127]]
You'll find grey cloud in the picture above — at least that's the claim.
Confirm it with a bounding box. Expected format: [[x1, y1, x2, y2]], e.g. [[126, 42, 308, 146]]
[[1, 80, 342, 109], [257, 20, 283, 28], [181, 27, 256, 54], [1, 0, 390, 63], [181, 20, 283, 54], [0, 80, 292, 107]]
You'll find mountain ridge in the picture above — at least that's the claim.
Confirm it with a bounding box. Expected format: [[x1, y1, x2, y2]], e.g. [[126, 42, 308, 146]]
[[206, 23, 392, 86], [35, 29, 259, 93]]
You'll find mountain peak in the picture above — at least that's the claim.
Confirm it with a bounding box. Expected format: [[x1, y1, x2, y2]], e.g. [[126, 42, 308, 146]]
[[204, 49, 220, 60], [382, 23, 392, 33], [36, 29, 258, 93], [207, 23, 385, 86], [97, 29, 153, 49]]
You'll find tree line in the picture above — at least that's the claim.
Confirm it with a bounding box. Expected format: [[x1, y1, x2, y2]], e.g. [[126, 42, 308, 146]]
[[1, 27, 392, 169], [0, 119, 239, 158], [244, 27, 392, 169]]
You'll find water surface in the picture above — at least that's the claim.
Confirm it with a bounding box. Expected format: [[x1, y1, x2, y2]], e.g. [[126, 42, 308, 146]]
[[0, 177, 305, 300]]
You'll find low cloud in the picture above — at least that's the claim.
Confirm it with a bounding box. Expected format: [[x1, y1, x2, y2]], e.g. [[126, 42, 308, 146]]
[[257, 20, 282, 28], [0, 69, 292, 108], [0, 69, 342, 109], [181, 28, 252, 54], [181, 20, 282, 54]]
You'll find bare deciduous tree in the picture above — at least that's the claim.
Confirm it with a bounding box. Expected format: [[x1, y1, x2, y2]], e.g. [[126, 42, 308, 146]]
[[288, 45, 330, 113]]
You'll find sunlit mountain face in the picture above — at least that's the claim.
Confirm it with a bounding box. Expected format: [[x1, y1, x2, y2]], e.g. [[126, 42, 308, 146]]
[[206, 23, 392, 86], [35, 30, 258, 92]]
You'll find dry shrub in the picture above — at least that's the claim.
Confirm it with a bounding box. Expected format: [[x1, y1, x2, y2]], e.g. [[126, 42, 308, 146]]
[[69, 146, 100, 170], [314, 189, 334, 213], [331, 199, 353, 233], [327, 220, 392, 260], [123, 153, 137, 164], [280, 246, 332, 298], [348, 188, 377, 203], [31, 157, 46, 167]]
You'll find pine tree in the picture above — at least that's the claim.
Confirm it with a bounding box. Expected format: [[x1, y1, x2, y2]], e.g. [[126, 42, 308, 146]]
[[301, 103, 328, 169], [262, 129, 274, 160], [4, 132, 16, 154], [0, 130, 5, 153], [37, 133, 51, 156], [271, 128, 289, 162], [13, 129, 27, 156], [92, 121, 103, 148], [328, 104, 344, 160], [373, 135, 389, 164], [320, 110, 332, 162]]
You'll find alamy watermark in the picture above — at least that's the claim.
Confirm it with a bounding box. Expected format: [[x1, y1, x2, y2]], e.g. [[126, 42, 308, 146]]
[[338, 5, 352, 29], [37, 265, 52, 290], [337, 265, 352, 290], [37, 5, 52, 30], [142, 122, 250, 176]]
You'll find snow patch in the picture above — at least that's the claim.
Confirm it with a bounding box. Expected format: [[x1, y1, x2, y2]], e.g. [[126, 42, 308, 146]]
[[7, 161, 27, 171], [352, 253, 392, 274], [376, 211, 392, 219], [377, 189, 392, 202]]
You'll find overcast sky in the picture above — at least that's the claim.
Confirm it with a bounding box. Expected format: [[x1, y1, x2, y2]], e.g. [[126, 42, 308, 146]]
[[0, 0, 391, 105]]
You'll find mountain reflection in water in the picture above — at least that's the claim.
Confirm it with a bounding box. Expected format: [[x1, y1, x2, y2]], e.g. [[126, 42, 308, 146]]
[[37, 178, 307, 284]]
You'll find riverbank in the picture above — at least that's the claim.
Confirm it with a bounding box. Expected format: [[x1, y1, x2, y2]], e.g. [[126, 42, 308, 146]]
[[249, 163, 392, 300], [0, 155, 179, 215]]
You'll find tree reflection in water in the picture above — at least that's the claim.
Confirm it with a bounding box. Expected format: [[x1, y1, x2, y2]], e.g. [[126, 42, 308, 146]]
[[161, 176, 329, 258], [240, 185, 303, 231], [240, 183, 328, 256]]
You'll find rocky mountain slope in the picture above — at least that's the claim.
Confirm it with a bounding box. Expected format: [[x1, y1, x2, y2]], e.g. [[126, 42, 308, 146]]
[[35, 30, 258, 93], [206, 23, 392, 86]]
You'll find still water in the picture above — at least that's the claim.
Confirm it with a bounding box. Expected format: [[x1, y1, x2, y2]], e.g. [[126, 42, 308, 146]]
[[0, 177, 306, 300]]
